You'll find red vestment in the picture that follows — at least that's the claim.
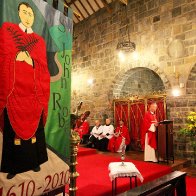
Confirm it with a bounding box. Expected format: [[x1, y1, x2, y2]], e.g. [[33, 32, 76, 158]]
[[108, 125, 130, 152], [74, 120, 89, 139], [0, 22, 50, 139], [141, 111, 157, 150]]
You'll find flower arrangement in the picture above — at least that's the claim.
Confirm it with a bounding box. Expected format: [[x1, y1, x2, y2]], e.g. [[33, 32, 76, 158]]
[[180, 111, 196, 148], [180, 112, 196, 136]]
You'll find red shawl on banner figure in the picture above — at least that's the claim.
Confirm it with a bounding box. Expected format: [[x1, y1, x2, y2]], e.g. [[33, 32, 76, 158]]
[[108, 122, 130, 153], [0, 22, 50, 139]]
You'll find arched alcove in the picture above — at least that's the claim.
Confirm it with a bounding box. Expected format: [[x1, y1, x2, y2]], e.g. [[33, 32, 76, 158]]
[[120, 68, 165, 96], [112, 67, 167, 97]]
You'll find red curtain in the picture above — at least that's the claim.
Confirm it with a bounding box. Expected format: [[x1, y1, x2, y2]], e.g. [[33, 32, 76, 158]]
[[114, 102, 121, 126], [114, 102, 129, 127], [130, 102, 145, 149]]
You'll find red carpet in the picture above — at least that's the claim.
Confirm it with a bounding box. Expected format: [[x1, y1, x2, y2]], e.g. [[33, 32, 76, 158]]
[[77, 152, 172, 196], [78, 147, 97, 157], [186, 176, 196, 196]]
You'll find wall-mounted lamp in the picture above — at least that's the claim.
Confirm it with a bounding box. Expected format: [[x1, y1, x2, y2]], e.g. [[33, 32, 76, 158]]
[[171, 65, 184, 97], [132, 51, 140, 61], [87, 78, 94, 86], [173, 65, 185, 88], [118, 51, 126, 62], [172, 86, 181, 97]]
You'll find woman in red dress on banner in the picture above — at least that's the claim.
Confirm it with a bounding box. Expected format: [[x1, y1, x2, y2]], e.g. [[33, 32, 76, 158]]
[[141, 102, 159, 162], [108, 120, 130, 153]]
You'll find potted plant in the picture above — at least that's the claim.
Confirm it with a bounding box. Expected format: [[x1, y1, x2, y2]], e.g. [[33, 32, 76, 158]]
[[180, 111, 196, 137]]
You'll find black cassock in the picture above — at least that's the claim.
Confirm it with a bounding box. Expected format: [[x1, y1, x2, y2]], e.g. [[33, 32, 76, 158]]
[[0, 109, 48, 174]]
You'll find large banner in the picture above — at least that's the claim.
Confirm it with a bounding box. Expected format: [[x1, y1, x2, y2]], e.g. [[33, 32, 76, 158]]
[[0, 0, 73, 160]]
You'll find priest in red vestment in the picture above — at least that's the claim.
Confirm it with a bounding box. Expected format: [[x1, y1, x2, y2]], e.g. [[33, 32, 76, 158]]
[[74, 111, 90, 139], [108, 120, 130, 153], [141, 103, 158, 162], [0, 2, 50, 179]]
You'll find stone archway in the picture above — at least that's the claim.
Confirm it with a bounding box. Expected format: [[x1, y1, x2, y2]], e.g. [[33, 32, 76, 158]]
[[111, 65, 170, 98]]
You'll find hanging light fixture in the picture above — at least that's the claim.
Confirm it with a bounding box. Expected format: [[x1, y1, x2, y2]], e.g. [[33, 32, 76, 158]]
[[117, 40, 136, 53], [117, 1, 136, 59]]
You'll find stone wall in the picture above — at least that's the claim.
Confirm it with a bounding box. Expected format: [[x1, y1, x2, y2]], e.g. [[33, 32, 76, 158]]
[[166, 95, 196, 164], [72, 0, 196, 163], [166, 64, 196, 164]]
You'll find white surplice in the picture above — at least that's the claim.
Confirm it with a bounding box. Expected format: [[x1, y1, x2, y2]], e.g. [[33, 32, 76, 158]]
[[100, 124, 114, 140], [90, 125, 103, 139], [144, 123, 158, 162]]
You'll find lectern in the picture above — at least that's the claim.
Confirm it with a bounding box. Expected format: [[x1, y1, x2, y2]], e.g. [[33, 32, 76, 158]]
[[157, 120, 174, 164]]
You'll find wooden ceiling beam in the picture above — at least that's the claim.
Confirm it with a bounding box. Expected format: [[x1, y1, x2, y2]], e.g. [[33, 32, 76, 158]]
[[119, 0, 128, 5], [73, 1, 85, 19], [73, 14, 80, 23], [100, 0, 113, 13], [78, 0, 90, 16], [66, 0, 78, 6], [94, 0, 101, 9], [64, 1, 81, 19], [86, 0, 96, 13]]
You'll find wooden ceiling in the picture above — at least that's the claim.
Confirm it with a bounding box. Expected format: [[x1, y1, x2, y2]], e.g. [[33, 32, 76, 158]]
[[64, 0, 113, 23], [48, 0, 128, 24]]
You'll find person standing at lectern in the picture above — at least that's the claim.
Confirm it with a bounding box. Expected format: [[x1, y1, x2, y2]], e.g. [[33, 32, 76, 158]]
[[141, 103, 159, 162]]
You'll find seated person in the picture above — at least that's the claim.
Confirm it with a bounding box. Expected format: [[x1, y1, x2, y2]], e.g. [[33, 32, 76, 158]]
[[88, 120, 103, 148], [74, 111, 90, 139], [108, 119, 130, 153], [97, 118, 114, 151]]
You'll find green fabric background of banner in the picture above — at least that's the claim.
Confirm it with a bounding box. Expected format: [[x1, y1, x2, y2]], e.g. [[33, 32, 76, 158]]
[[58, 0, 65, 13], [0, 0, 73, 158]]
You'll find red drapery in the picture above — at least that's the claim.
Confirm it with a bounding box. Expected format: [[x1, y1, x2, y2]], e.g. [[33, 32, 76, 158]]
[[129, 102, 145, 149], [114, 102, 129, 127]]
